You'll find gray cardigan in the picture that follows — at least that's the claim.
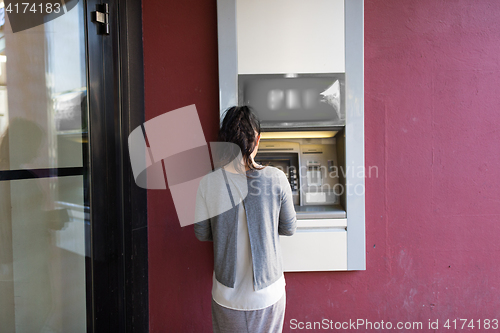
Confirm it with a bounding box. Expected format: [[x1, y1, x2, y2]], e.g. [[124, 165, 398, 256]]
[[194, 166, 297, 291]]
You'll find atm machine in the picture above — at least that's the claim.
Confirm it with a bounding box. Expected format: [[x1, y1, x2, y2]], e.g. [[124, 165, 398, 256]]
[[255, 136, 348, 271], [217, 0, 365, 271]]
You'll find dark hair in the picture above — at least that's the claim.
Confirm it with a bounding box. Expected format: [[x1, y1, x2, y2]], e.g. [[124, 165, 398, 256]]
[[218, 105, 265, 172]]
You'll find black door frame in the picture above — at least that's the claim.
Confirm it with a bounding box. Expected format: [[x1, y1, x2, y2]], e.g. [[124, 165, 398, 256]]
[[86, 0, 148, 331], [0, 0, 148, 331]]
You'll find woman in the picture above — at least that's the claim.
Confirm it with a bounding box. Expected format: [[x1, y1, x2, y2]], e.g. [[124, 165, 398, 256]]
[[194, 106, 297, 333]]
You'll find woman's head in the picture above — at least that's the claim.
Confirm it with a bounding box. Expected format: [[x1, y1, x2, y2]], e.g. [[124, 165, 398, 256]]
[[0, 118, 44, 168], [218, 105, 264, 171]]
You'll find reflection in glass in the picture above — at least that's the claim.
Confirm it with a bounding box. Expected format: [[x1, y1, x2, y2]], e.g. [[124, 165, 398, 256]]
[[1, 176, 86, 332], [0, 0, 86, 171], [0, 0, 88, 331]]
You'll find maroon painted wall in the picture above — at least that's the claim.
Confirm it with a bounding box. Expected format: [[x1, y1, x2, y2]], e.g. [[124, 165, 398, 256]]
[[143, 0, 500, 331]]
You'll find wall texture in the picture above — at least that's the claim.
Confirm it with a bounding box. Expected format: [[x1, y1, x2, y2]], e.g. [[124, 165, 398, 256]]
[[143, 0, 500, 331]]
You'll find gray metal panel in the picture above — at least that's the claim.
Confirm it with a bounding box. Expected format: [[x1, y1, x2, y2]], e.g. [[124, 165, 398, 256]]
[[217, 0, 238, 121], [345, 0, 366, 270]]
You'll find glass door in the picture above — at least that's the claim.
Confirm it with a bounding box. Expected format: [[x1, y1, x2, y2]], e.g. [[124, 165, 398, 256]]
[[0, 1, 89, 332], [0, 0, 148, 330]]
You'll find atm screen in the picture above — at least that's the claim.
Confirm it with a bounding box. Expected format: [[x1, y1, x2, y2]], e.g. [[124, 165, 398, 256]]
[[255, 152, 299, 192], [259, 159, 290, 173]]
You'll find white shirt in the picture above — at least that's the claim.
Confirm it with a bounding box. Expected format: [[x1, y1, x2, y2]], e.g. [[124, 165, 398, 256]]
[[211, 202, 286, 311]]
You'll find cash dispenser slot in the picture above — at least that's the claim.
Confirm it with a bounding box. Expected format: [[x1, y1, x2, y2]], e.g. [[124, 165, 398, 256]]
[[295, 204, 346, 220]]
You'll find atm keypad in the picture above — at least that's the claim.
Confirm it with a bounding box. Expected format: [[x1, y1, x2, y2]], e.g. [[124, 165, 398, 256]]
[[288, 169, 298, 191]]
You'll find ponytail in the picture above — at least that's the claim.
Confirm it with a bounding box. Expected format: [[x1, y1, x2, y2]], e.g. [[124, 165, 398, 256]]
[[218, 106, 265, 172]]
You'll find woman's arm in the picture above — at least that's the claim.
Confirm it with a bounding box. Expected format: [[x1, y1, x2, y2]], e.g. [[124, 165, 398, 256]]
[[277, 171, 297, 236], [194, 220, 213, 241], [193, 181, 213, 241]]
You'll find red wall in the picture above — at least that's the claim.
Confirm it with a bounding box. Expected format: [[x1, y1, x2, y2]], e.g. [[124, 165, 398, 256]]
[[143, 0, 500, 331]]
